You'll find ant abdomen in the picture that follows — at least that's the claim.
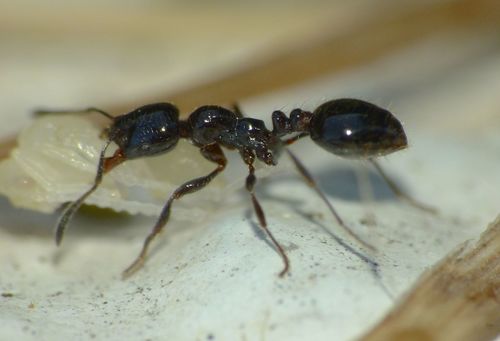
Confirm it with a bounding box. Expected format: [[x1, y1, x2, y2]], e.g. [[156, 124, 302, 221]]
[[309, 98, 408, 158], [109, 103, 180, 159]]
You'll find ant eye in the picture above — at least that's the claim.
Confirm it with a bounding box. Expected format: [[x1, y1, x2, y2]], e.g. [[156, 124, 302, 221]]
[[309, 99, 408, 158]]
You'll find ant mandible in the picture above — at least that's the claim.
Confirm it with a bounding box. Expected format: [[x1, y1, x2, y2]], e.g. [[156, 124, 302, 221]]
[[38, 98, 433, 278]]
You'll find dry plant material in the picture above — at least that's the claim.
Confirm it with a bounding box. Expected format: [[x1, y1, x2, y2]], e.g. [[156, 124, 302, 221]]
[[361, 216, 500, 341]]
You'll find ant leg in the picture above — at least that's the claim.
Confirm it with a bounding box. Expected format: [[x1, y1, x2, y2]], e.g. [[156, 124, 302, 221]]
[[231, 103, 244, 118], [55, 141, 127, 245], [369, 159, 437, 214], [122, 143, 227, 278], [34, 107, 114, 120], [286, 149, 375, 251], [283, 133, 308, 145], [240, 149, 290, 277]]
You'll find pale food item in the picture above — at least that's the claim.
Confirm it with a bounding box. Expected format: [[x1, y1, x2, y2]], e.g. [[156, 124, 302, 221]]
[[0, 115, 224, 221]]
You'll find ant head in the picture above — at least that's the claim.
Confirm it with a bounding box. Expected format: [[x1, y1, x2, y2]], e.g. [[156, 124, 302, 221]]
[[309, 99, 407, 159], [107, 103, 180, 159]]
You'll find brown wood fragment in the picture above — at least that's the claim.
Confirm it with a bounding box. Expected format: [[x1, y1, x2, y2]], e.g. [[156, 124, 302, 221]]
[[360, 216, 500, 341]]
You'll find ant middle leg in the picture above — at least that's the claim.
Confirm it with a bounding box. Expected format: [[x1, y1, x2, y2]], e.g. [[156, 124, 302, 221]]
[[369, 159, 437, 214], [240, 148, 290, 277], [122, 143, 227, 278], [285, 149, 375, 251]]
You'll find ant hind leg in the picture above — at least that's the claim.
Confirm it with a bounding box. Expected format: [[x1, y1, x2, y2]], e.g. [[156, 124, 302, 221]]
[[286, 149, 375, 251], [369, 159, 437, 214]]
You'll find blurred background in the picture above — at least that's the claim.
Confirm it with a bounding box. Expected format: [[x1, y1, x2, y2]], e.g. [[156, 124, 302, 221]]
[[1, 0, 499, 137]]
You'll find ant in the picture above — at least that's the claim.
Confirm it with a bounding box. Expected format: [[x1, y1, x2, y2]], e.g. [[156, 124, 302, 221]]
[[37, 98, 434, 278]]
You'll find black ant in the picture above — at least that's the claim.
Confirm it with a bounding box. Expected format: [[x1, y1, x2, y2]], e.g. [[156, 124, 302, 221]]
[[37, 98, 434, 278]]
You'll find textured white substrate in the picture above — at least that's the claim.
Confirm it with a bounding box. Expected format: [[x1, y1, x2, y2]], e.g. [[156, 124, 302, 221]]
[[1, 34, 499, 341], [0, 128, 497, 340]]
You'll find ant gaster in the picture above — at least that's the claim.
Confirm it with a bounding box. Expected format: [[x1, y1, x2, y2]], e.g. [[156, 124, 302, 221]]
[[39, 98, 433, 278]]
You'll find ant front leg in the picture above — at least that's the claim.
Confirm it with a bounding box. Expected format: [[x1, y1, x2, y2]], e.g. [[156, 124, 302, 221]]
[[55, 142, 127, 245], [369, 159, 437, 214], [240, 148, 290, 277], [122, 143, 227, 278]]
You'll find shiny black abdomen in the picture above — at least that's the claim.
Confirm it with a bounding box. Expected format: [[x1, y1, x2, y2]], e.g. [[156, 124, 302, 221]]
[[309, 98, 407, 158]]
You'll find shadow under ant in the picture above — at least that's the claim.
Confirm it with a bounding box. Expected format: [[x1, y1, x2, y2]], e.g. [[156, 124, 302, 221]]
[[243, 173, 394, 298], [0, 196, 55, 238], [0, 196, 139, 242], [252, 163, 406, 203]]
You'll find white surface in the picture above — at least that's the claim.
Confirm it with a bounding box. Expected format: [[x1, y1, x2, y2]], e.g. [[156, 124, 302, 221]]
[[0, 131, 494, 341], [1, 33, 500, 341]]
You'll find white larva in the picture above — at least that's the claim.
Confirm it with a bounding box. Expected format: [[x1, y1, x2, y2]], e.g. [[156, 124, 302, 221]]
[[0, 114, 224, 221]]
